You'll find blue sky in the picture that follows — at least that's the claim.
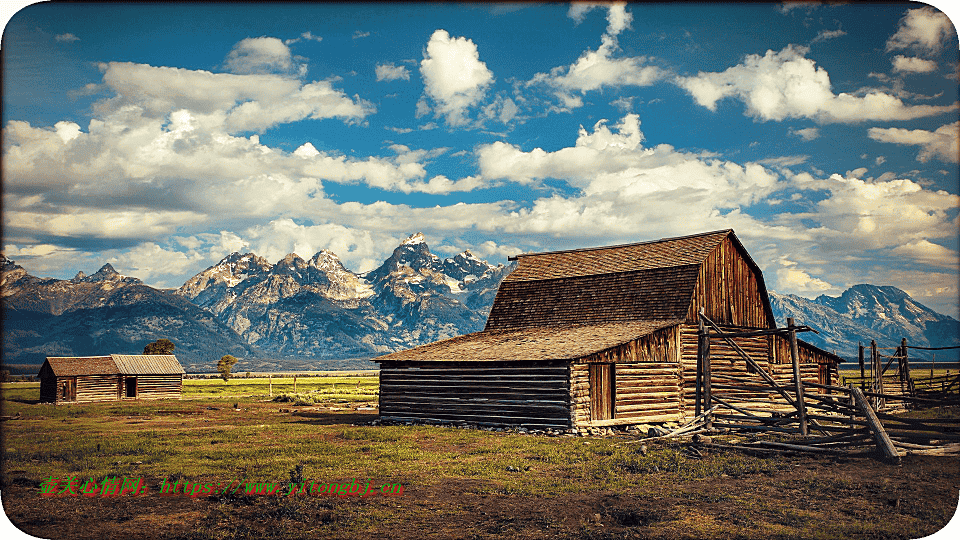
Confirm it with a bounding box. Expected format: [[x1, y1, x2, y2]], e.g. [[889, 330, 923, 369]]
[[2, 2, 959, 317]]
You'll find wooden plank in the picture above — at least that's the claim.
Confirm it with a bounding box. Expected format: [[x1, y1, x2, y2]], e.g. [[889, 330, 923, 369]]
[[850, 386, 901, 462]]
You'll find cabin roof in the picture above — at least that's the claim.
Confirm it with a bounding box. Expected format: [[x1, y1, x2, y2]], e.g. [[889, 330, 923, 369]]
[[42, 355, 185, 377], [111, 355, 186, 375], [372, 320, 683, 363]]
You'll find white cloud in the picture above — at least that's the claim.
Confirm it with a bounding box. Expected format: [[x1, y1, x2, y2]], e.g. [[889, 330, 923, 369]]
[[886, 6, 955, 54], [54, 33, 79, 43], [97, 61, 373, 134], [811, 28, 846, 43], [891, 240, 959, 269], [868, 122, 959, 163], [891, 55, 938, 74], [375, 63, 410, 82], [224, 37, 301, 75], [791, 127, 820, 141], [529, 3, 662, 110], [676, 45, 957, 123], [284, 31, 322, 45], [776, 258, 834, 293], [419, 29, 494, 127]]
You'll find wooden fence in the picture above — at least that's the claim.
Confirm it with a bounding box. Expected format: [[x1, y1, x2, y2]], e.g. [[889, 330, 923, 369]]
[[690, 314, 959, 462]]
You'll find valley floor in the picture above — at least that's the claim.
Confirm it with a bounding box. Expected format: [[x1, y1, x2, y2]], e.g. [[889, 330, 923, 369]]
[[1, 381, 958, 539]]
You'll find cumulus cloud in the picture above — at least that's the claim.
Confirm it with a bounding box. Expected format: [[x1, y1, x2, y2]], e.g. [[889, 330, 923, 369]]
[[419, 29, 494, 127], [886, 7, 955, 54], [224, 37, 303, 76], [375, 63, 410, 82], [891, 240, 959, 269], [97, 61, 373, 134], [676, 45, 957, 123], [776, 258, 833, 293], [54, 33, 79, 43], [891, 55, 938, 74], [529, 3, 663, 110], [867, 122, 959, 163]]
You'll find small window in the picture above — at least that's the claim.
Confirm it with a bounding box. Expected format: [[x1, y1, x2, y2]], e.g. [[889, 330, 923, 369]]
[[125, 377, 137, 398]]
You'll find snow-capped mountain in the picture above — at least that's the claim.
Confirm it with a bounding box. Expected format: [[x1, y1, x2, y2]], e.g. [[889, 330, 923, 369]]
[[173, 233, 515, 361], [1, 256, 257, 368], [770, 285, 959, 362]]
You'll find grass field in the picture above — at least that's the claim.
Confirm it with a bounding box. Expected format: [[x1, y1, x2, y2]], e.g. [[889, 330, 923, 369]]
[[1, 378, 958, 539]]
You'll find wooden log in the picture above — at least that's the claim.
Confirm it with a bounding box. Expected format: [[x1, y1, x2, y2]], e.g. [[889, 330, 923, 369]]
[[850, 386, 901, 462]]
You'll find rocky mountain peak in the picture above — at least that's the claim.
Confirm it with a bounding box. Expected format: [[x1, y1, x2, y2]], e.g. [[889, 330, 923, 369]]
[[402, 232, 425, 246]]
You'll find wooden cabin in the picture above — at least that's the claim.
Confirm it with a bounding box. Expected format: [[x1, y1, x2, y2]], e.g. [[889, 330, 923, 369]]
[[373, 229, 842, 429], [39, 354, 185, 404]]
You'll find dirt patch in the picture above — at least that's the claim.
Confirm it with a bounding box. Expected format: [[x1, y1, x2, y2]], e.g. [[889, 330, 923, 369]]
[[4, 451, 957, 540]]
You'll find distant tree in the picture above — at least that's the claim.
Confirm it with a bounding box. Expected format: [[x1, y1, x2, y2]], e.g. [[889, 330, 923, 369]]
[[143, 338, 175, 355], [217, 355, 238, 381]]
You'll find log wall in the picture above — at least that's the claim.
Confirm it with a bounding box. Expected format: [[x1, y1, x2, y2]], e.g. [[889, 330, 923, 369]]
[[679, 323, 821, 417], [74, 374, 122, 404], [40, 374, 182, 404], [127, 375, 183, 400], [686, 237, 772, 328], [570, 326, 684, 426], [379, 362, 572, 428]]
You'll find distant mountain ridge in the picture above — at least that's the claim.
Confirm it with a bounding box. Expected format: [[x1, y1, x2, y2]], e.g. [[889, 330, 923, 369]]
[[172, 233, 514, 370], [4, 243, 957, 372], [1, 255, 258, 368], [770, 285, 960, 362]]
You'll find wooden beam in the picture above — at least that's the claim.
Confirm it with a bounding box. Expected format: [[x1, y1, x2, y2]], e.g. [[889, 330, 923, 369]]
[[788, 318, 808, 437], [850, 386, 901, 463]]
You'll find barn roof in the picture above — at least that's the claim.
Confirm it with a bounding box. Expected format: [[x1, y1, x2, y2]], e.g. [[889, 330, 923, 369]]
[[42, 355, 184, 376], [373, 320, 682, 363], [486, 229, 770, 331], [505, 229, 732, 281]]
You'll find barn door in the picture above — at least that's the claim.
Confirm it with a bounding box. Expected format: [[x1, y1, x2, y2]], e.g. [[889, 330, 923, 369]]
[[589, 364, 615, 421]]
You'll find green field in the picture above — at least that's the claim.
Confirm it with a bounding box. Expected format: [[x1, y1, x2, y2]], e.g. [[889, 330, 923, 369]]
[[1, 378, 958, 539]]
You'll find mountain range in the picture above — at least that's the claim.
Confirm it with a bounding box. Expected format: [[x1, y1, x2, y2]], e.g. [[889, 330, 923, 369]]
[[769, 286, 959, 363], [2, 233, 957, 373], [2, 233, 513, 372]]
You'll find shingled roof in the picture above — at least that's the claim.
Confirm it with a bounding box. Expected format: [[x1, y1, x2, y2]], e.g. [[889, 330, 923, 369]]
[[42, 355, 184, 377], [373, 320, 683, 363], [485, 230, 748, 332]]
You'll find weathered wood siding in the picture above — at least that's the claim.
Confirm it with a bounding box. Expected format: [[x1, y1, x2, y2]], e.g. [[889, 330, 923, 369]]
[[127, 375, 183, 400], [75, 374, 122, 404], [686, 237, 773, 327], [570, 326, 683, 426], [379, 362, 571, 428], [679, 323, 821, 417]]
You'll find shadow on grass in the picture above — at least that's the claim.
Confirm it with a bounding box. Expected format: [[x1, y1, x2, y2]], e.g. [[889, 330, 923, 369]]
[[4, 397, 41, 405], [288, 411, 376, 426]]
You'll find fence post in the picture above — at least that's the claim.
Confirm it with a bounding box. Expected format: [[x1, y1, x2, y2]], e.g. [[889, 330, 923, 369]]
[[787, 317, 808, 437], [857, 341, 867, 387], [902, 338, 915, 398]]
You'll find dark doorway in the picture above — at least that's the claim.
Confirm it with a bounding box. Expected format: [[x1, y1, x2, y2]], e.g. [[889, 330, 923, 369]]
[[125, 377, 137, 398], [589, 364, 615, 421], [60, 378, 76, 402]]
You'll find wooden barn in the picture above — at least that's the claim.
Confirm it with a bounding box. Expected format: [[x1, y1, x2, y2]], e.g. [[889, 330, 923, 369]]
[[39, 354, 185, 404], [373, 229, 842, 429]]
